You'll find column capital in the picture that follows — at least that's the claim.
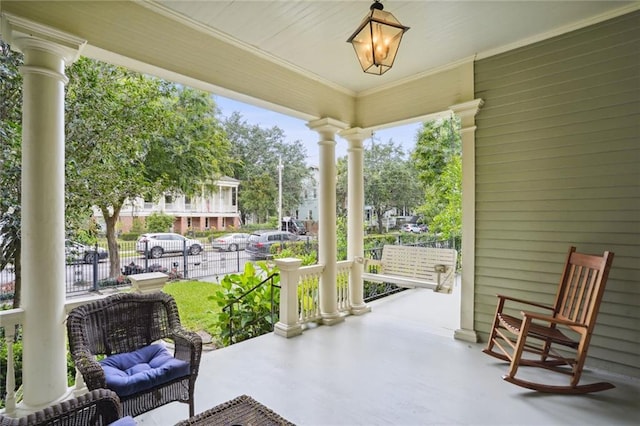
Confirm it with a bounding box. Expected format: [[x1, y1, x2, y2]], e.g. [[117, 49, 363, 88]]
[[1, 13, 86, 64], [449, 99, 484, 117], [307, 117, 349, 140], [339, 127, 373, 144]]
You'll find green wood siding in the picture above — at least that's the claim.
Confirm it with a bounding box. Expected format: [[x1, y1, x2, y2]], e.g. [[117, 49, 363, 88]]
[[474, 11, 640, 377]]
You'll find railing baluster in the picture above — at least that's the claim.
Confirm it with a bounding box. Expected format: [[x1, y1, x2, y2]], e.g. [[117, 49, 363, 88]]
[[4, 326, 16, 415], [0, 308, 24, 415]]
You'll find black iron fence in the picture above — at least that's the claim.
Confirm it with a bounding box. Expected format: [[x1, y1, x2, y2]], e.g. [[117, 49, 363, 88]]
[[0, 239, 253, 301], [0, 235, 458, 303]]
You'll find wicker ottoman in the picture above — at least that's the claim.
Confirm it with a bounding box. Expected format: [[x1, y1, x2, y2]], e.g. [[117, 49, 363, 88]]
[[175, 395, 295, 426]]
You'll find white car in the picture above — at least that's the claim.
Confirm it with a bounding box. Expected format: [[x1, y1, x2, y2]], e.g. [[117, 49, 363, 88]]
[[136, 233, 203, 259], [211, 233, 251, 252], [401, 224, 422, 233]]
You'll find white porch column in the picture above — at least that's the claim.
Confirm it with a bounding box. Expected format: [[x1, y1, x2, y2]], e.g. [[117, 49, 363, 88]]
[[274, 258, 303, 338], [450, 99, 483, 343], [339, 128, 372, 315], [1, 14, 85, 410], [307, 118, 347, 326]]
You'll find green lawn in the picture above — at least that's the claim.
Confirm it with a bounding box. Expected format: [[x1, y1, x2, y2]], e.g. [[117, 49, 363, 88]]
[[163, 280, 222, 336]]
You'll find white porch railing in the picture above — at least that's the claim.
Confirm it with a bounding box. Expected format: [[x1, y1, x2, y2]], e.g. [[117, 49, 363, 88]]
[[336, 260, 353, 313], [1, 259, 358, 413], [0, 294, 106, 416], [0, 307, 23, 414], [275, 258, 356, 336], [297, 264, 322, 324]]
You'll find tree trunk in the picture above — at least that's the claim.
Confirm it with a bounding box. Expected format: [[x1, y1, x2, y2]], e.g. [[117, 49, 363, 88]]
[[12, 247, 21, 309], [376, 209, 385, 234], [102, 204, 123, 278]]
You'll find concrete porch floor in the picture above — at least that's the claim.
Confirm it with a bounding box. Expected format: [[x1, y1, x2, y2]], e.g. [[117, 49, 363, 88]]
[[137, 287, 640, 425]]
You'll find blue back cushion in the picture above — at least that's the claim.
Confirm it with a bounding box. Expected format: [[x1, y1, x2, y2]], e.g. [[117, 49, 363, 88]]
[[100, 344, 190, 397]]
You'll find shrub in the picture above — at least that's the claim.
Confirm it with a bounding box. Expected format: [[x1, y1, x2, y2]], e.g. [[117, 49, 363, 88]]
[[120, 232, 139, 241], [131, 217, 146, 234], [146, 212, 174, 233], [193, 230, 213, 239], [98, 275, 131, 288], [209, 262, 280, 347], [276, 247, 316, 266]]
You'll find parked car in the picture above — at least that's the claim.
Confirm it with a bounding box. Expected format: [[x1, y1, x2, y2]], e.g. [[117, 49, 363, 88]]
[[211, 233, 251, 252], [65, 240, 108, 264], [281, 216, 307, 235], [401, 223, 422, 233], [136, 232, 203, 259], [245, 230, 299, 260]]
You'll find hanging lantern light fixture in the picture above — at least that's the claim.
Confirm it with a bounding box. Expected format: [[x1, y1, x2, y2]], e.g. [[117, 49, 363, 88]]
[[347, 0, 410, 75]]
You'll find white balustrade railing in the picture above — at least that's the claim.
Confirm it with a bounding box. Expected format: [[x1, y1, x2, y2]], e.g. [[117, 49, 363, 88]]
[[297, 264, 323, 324], [336, 260, 353, 313], [2, 260, 358, 412], [0, 307, 24, 414], [275, 258, 357, 337], [0, 294, 106, 415]]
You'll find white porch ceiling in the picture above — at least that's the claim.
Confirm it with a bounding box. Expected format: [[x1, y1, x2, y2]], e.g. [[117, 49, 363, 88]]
[[152, 0, 637, 94], [1, 1, 638, 126]]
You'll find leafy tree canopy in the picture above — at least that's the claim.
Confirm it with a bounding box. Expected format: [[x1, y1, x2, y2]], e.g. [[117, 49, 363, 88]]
[[65, 57, 232, 275], [222, 111, 311, 222], [337, 137, 423, 234], [411, 117, 462, 239], [0, 40, 23, 307]]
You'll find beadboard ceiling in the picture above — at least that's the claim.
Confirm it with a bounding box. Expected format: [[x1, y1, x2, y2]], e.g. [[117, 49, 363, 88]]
[[1, 1, 637, 124], [152, 0, 637, 93]]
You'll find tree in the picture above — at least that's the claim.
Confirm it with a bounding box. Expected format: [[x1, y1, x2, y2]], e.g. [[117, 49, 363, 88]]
[[222, 111, 310, 223], [337, 137, 422, 234], [335, 156, 348, 216], [65, 58, 232, 277], [430, 156, 461, 237], [239, 173, 277, 224], [411, 117, 461, 238], [146, 213, 175, 233], [0, 40, 23, 308]]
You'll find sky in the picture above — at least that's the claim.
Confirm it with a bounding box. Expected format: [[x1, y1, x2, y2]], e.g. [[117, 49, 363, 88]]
[[214, 96, 423, 166]]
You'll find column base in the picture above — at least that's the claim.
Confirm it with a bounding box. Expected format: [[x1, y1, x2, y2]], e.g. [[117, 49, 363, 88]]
[[321, 312, 345, 326], [274, 322, 303, 338], [454, 328, 479, 343], [14, 387, 75, 418], [350, 303, 371, 316]]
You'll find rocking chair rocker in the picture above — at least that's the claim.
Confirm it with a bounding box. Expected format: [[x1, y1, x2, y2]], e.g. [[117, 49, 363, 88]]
[[483, 246, 615, 394]]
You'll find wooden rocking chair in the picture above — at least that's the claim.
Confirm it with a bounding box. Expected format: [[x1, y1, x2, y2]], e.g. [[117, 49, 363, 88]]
[[483, 246, 615, 394]]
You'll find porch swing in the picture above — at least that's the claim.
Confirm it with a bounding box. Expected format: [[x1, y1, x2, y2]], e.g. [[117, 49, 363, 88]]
[[361, 115, 459, 294]]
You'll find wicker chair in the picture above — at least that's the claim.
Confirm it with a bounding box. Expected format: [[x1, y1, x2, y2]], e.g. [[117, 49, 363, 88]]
[[0, 389, 123, 426], [67, 292, 202, 418]]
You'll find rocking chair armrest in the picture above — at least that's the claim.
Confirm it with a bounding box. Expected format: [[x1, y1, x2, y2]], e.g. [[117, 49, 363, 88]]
[[496, 294, 554, 311], [521, 310, 587, 328], [72, 348, 107, 390]]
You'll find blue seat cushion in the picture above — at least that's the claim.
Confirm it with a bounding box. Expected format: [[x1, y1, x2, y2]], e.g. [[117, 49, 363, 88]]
[[100, 344, 190, 397], [109, 416, 136, 426]]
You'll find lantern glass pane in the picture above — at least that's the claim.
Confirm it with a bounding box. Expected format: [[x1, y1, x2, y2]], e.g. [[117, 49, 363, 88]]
[[347, 6, 408, 75]]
